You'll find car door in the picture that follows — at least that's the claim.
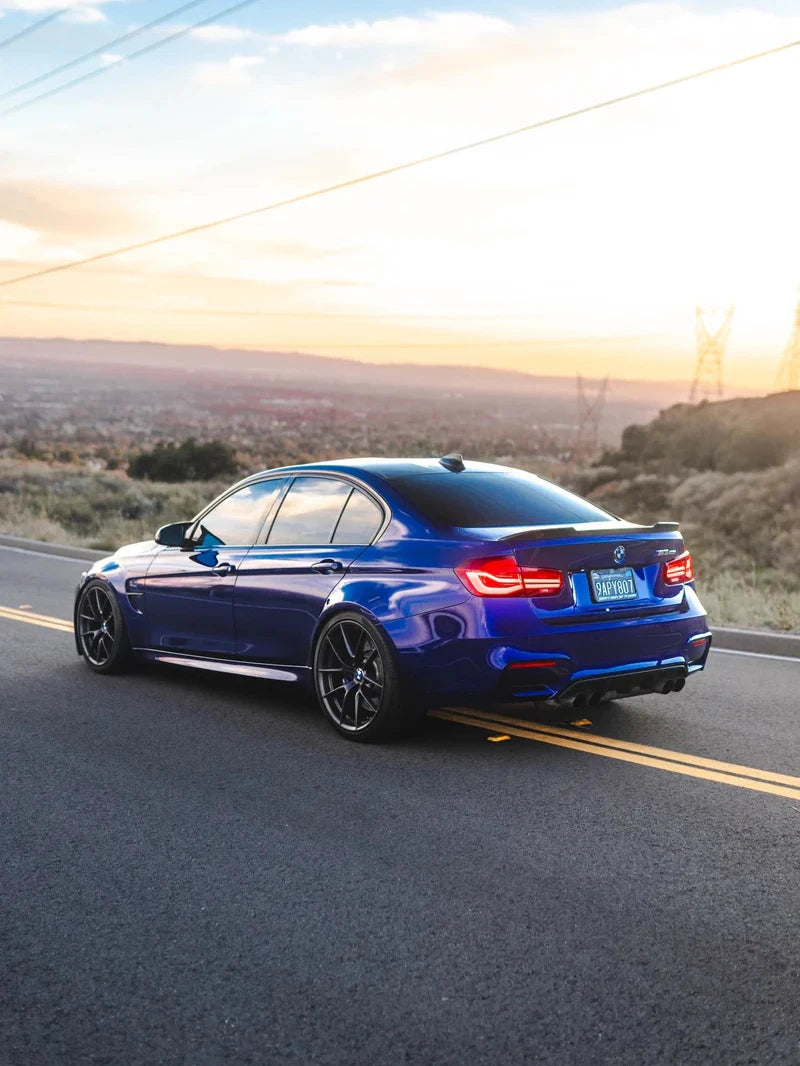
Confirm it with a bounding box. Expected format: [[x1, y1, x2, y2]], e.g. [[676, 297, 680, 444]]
[[234, 476, 386, 664], [144, 478, 287, 657]]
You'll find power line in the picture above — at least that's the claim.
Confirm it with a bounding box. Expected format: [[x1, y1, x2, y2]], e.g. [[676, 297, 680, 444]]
[[0, 8, 67, 53], [2, 35, 798, 289], [0, 0, 261, 117], [272, 341, 606, 349], [0, 299, 603, 340], [0, 0, 210, 103], [0, 298, 549, 322]]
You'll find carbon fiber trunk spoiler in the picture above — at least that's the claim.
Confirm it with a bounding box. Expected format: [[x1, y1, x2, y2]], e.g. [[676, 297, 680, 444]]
[[499, 521, 680, 543]]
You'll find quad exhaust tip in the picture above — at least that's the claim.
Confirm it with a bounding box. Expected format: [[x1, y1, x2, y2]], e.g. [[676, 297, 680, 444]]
[[569, 676, 687, 706], [572, 691, 607, 709], [659, 678, 686, 695], [558, 666, 689, 707], [572, 691, 608, 707]]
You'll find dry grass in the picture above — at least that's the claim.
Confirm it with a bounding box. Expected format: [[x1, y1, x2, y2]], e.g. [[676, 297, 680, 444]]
[[2, 458, 798, 632], [698, 569, 800, 633], [0, 458, 226, 552]]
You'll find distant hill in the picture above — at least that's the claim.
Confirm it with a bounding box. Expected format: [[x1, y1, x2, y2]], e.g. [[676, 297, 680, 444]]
[[0, 334, 753, 404], [601, 391, 800, 473]]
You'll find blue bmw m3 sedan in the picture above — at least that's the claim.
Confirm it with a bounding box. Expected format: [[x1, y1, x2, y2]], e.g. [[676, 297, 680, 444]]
[[74, 456, 711, 741]]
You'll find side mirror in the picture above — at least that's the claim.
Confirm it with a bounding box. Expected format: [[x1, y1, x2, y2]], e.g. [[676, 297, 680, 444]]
[[155, 521, 191, 548]]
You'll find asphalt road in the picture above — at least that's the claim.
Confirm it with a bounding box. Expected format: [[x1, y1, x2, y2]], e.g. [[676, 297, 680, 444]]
[[2, 544, 799, 1066]]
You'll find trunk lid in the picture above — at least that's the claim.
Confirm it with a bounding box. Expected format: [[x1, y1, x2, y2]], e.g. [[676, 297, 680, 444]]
[[465, 521, 688, 621]]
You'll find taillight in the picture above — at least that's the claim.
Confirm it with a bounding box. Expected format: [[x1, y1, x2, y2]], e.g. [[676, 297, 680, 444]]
[[522, 569, 564, 595], [662, 551, 694, 585], [455, 556, 564, 597]]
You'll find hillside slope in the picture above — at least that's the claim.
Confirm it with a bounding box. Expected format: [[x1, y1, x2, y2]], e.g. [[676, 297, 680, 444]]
[[602, 391, 800, 473], [570, 391, 800, 629]]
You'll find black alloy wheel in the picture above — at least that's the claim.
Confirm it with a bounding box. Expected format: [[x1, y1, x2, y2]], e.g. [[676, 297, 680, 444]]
[[76, 579, 132, 674], [313, 612, 406, 741]]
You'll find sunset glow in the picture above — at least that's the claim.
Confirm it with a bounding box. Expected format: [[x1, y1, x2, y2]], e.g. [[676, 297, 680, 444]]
[[1, 0, 799, 387]]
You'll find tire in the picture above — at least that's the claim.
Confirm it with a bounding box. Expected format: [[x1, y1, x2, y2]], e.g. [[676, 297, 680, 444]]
[[313, 611, 409, 742], [75, 579, 133, 675]]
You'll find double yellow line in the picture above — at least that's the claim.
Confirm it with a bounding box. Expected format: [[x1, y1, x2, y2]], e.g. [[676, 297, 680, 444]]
[[3, 603, 798, 801], [431, 707, 800, 802], [0, 604, 73, 633]]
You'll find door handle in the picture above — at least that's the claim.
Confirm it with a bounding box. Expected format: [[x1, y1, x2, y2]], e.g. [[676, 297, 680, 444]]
[[212, 562, 235, 577], [311, 558, 343, 575]]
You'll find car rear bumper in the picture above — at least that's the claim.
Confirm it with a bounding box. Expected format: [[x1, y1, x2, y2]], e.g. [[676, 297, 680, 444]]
[[386, 607, 712, 704]]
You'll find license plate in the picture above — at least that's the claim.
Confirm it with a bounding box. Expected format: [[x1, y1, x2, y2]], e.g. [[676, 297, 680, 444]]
[[589, 567, 638, 603]]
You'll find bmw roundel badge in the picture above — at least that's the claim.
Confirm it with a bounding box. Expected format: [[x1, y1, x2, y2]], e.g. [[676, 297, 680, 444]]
[[613, 545, 627, 564]]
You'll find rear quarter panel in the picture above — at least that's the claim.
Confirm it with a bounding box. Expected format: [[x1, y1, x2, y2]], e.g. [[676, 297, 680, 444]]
[[326, 535, 471, 624]]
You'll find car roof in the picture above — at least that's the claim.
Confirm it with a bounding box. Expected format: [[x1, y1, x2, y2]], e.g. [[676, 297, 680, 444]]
[[244, 457, 522, 483]]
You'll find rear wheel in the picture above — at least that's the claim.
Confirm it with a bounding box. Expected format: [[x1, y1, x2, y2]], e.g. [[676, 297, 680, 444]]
[[313, 612, 407, 742], [76, 579, 133, 674]]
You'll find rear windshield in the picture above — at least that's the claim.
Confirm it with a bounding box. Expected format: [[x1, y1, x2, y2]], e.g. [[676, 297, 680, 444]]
[[388, 471, 611, 528]]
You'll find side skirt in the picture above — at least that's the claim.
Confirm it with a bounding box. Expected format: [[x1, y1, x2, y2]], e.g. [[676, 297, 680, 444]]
[[135, 648, 309, 683]]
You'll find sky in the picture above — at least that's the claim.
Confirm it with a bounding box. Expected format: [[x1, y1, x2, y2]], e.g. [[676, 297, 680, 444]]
[[1, 0, 799, 388]]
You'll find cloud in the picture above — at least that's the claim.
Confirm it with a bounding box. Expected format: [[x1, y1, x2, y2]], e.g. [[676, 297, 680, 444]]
[[274, 12, 512, 50], [194, 54, 265, 86], [228, 54, 263, 69], [0, 178, 142, 242], [0, 0, 115, 11], [0, 221, 38, 260], [61, 5, 107, 23], [190, 22, 259, 43], [186, 11, 511, 50]]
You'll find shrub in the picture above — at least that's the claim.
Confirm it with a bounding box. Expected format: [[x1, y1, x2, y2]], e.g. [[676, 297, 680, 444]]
[[128, 438, 239, 482]]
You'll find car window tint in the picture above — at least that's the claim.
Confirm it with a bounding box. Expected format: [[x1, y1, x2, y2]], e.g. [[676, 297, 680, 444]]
[[267, 477, 352, 546], [193, 480, 286, 548], [388, 471, 611, 527], [332, 489, 383, 545]]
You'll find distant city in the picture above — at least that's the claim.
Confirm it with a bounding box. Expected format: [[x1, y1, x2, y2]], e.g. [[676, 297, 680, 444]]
[[0, 337, 761, 474]]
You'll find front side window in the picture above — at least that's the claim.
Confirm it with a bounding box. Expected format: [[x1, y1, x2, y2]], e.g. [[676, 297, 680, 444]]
[[267, 477, 352, 546], [332, 489, 384, 545], [192, 480, 286, 548]]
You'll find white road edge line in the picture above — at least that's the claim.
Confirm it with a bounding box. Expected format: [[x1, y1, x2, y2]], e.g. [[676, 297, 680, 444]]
[[2, 540, 798, 663], [0, 544, 95, 564], [712, 647, 800, 664], [714, 625, 800, 639]]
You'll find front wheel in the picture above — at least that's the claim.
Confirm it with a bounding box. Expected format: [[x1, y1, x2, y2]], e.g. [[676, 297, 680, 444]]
[[313, 612, 408, 742], [75, 579, 133, 674]]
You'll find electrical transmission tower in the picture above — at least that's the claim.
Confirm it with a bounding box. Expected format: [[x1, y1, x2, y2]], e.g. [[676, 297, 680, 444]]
[[572, 375, 608, 461], [775, 290, 800, 392], [690, 305, 734, 403]]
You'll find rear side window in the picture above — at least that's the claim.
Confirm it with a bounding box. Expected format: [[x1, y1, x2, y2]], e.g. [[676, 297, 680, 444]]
[[333, 489, 383, 545], [192, 480, 287, 547], [268, 477, 352, 545], [388, 471, 611, 528]]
